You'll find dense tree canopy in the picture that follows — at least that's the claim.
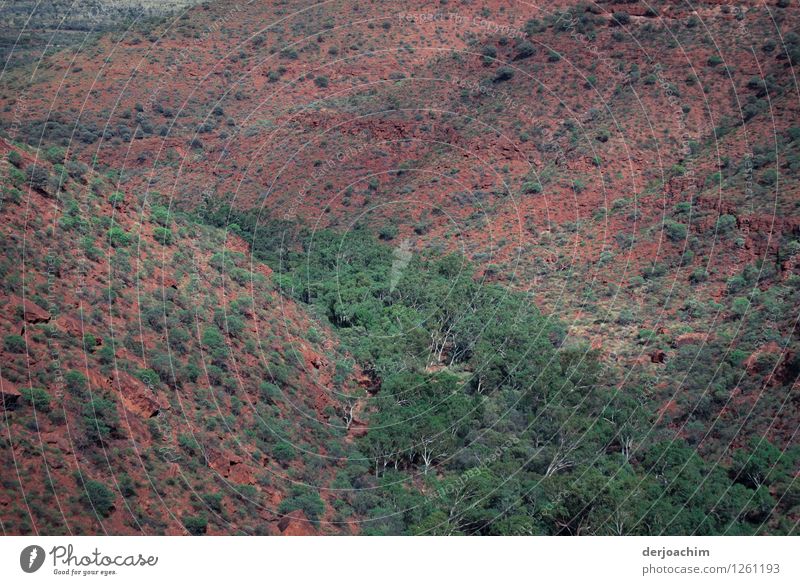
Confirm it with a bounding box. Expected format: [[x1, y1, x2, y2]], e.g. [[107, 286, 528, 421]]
[[199, 205, 799, 535]]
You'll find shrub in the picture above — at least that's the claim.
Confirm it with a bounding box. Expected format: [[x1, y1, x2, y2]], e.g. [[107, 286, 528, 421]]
[[81, 237, 103, 262], [178, 433, 200, 455], [118, 473, 136, 497], [153, 227, 173, 245], [314, 75, 329, 88], [183, 514, 208, 535], [25, 164, 50, 192], [759, 169, 777, 186], [522, 181, 542, 194], [378, 224, 398, 241], [481, 44, 497, 65], [82, 479, 115, 517], [82, 398, 121, 443], [214, 310, 245, 338], [7, 150, 22, 167], [7, 165, 25, 187], [202, 327, 225, 348], [616, 309, 635, 325], [272, 442, 296, 464], [202, 492, 223, 513], [615, 232, 634, 249], [716, 214, 737, 235], [673, 201, 691, 215], [109, 191, 125, 207], [611, 12, 630, 26], [706, 171, 722, 187], [307, 327, 322, 344], [731, 297, 750, 318], [514, 41, 535, 60], [44, 146, 66, 164], [4, 334, 26, 353], [259, 382, 281, 404], [184, 362, 201, 383], [690, 268, 708, 284], [20, 387, 51, 411], [278, 488, 325, 524], [2, 186, 22, 205], [135, 368, 160, 389], [108, 226, 131, 247], [524, 18, 543, 36], [150, 205, 171, 226], [642, 262, 667, 279], [493, 66, 514, 83], [268, 360, 291, 385], [664, 220, 688, 242], [65, 370, 88, 396]]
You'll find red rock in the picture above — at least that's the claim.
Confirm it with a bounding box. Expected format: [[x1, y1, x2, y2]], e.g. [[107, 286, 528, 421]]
[[208, 449, 250, 482], [84, 369, 109, 393], [113, 371, 168, 418], [277, 510, 318, 536], [674, 332, 711, 348], [350, 421, 368, 438], [228, 462, 256, 485], [55, 315, 85, 339], [650, 350, 666, 364], [358, 371, 380, 394], [744, 341, 796, 385], [257, 263, 273, 279], [0, 376, 22, 409], [16, 297, 50, 324], [40, 431, 70, 451]]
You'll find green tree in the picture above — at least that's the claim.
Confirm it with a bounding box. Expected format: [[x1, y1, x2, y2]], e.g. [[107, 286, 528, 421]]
[[82, 479, 115, 517], [20, 387, 52, 411], [664, 220, 688, 242], [26, 164, 50, 192], [183, 514, 208, 535], [108, 226, 131, 247], [82, 398, 121, 443], [65, 370, 88, 397], [4, 334, 26, 352]]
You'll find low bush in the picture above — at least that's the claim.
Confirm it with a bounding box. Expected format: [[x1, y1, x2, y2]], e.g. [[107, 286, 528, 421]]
[[82, 479, 115, 517]]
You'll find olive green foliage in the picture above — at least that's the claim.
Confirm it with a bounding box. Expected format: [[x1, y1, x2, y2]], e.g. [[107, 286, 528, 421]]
[[81, 479, 115, 517], [201, 206, 799, 535]]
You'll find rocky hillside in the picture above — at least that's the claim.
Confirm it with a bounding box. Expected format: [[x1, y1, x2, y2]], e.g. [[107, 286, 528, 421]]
[[0, 137, 365, 534], [0, 0, 207, 68], [1, 0, 799, 535]]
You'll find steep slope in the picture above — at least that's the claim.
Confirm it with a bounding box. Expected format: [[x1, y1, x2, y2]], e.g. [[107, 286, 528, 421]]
[[0, 138, 362, 534], [1, 0, 799, 535]]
